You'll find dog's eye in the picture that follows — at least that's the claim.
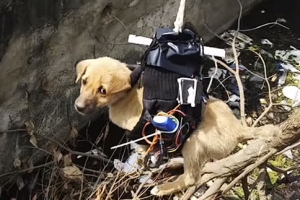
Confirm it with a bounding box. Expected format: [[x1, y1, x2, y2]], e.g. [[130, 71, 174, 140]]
[[98, 86, 106, 94], [82, 79, 87, 85]]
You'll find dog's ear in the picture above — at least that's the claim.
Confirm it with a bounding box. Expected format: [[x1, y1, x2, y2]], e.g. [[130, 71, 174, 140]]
[[109, 72, 132, 93], [75, 60, 89, 83]]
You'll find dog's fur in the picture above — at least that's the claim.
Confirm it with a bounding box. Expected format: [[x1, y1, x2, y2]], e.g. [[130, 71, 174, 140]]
[[74, 57, 253, 196]]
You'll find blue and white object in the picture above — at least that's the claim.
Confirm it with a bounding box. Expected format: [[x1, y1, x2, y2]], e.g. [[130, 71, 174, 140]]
[[152, 116, 179, 133]]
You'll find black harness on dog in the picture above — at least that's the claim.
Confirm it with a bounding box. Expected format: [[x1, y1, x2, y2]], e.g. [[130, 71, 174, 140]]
[[128, 27, 208, 168]]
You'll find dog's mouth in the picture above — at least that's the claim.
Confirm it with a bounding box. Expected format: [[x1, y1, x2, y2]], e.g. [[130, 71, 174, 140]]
[[74, 98, 95, 115], [74, 105, 90, 115]]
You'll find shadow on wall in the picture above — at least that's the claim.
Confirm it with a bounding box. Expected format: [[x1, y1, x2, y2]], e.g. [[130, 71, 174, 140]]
[[0, 0, 89, 61]]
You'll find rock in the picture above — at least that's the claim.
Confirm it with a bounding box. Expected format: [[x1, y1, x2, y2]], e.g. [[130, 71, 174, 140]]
[[0, 0, 264, 183]]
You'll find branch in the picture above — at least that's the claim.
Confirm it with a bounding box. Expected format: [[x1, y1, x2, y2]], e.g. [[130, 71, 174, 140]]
[[184, 108, 300, 197], [42, 135, 114, 164], [221, 150, 277, 195], [211, 58, 246, 124], [198, 178, 226, 200], [249, 50, 273, 127]]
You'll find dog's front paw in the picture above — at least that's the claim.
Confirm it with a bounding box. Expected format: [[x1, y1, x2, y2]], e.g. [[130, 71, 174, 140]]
[[150, 186, 160, 196], [150, 185, 171, 196]]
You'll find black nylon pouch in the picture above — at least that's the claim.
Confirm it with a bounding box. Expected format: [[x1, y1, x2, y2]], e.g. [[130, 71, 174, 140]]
[[142, 27, 204, 117]]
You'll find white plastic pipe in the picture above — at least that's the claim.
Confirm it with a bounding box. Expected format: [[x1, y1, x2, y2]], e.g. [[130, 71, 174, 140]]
[[128, 34, 226, 58]]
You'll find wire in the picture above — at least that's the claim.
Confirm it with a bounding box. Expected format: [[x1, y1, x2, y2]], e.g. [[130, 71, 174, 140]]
[[110, 131, 161, 150], [141, 104, 192, 160]]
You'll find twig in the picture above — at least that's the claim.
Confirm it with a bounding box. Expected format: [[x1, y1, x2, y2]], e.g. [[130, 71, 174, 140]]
[[232, 0, 246, 125], [256, 162, 268, 200], [242, 176, 250, 200], [249, 50, 273, 127], [112, 15, 129, 33], [266, 163, 297, 177], [132, 172, 152, 199], [276, 140, 300, 155], [206, 56, 219, 93], [232, 43, 246, 125], [43, 135, 114, 164], [0, 161, 54, 179], [105, 171, 123, 200], [211, 57, 246, 124], [1, 129, 27, 133], [181, 186, 197, 200], [222, 149, 277, 195], [198, 178, 227, 200], [240, 20, 289, 32]]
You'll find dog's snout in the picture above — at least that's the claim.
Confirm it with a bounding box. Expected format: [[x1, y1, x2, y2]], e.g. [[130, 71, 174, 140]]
[[75, 99, 87, 113], [75, 104, 85, 112]]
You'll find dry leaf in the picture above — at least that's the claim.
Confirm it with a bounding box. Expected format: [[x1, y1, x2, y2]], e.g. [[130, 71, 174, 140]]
[[62, 165, 83, 181], [246, 116, 253, 126], [63, 154, 73, 167], [32, 194, 37, 200], [70, 127, 78, 139], [16, 175, 25, 190], [13, 157, 21, 168], [271, 74, 277, 82], [29, 135, 38, 147], [69, 127, 78, 147], [259, 98, 267, 104], [25, 120, 35, 136], [27, 159, 34, 173], [53, 149, 63, 163]]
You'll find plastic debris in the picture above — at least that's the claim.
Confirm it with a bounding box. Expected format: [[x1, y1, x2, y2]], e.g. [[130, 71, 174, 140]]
[[223, 48, 241, 64], [277, 18, 287, 23], [282, 85, 300, 107], [77, 148, 107, 159], [280, 100, 292, 111], [139, 174, 154, 184], [229, 63, 247, 71], [292, 73, 300, 80], [227, 94, 240, 108], [279, 62, 300, 73], [227, 30, 253, 44], [220, 30, 253, 49], [260, 98, 267, 104], [277, 62, 300, 86], [277, 63, 289, 86], [248, 71, 265, 89], [207, 67, 227, 79], [283, 150, 294, 159], [113, 152, 139, 173], [261, 39, 273, 48], [260, 49, 274, 58], [275, 47, 300, 66]]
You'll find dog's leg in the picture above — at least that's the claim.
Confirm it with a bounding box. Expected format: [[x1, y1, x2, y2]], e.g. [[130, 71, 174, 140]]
[[150, 134, 207, 196], [150, 159, 201, 196], [150, 172, 195, 196]]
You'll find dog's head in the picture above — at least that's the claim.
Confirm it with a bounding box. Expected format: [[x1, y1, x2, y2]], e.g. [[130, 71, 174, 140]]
[[74, 57, 132, 115]]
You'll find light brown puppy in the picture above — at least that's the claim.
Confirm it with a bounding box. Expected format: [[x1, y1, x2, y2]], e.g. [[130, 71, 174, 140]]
[[74, 56, 252, 196], [74, 57, 144, 131]]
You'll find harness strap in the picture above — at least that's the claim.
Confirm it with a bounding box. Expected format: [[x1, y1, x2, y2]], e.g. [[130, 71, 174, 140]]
[[129, 64, 144, 87], [125, 108, 154, 145]]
